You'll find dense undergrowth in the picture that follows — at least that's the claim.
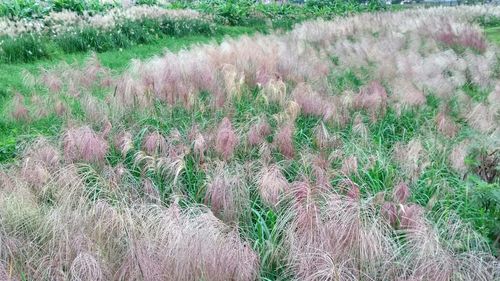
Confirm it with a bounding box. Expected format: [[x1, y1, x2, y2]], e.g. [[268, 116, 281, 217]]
[[0, 3, 499, 281]]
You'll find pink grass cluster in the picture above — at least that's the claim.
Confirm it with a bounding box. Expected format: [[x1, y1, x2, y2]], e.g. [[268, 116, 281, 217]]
[[142, 131, 168, 155], [274, 123, 295, 159], [258, 164, 289, 207], [205, 163, 248, 222], [393, 140, 428, 182], [341, 156, 358, 175], [215, 117, 238, 160], [436, 111, 458, 138], [436, 24, 487, 53], [115, 131, 134, 156], [292, 83, 326, 117], [247, 119, 271, 146], [11, 93, 29, 121], [63, 126, 109, 163], [354, 81, 387, 120]]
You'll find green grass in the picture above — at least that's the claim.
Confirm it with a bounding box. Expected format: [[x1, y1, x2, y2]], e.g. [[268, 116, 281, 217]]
[[485, 26, 500, 45]]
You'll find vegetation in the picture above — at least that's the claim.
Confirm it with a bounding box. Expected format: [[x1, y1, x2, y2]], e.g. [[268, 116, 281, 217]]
[[0, 3, 499, 281]]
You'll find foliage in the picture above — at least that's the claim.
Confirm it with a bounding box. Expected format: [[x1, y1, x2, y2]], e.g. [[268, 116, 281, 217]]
[[185, 0, 386, 27], [0, 17, 215, 62], [0, 0, 169, 18]]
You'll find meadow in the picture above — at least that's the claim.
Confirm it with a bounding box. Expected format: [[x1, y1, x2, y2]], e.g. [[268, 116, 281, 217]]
[[0, 1, 499, 280]]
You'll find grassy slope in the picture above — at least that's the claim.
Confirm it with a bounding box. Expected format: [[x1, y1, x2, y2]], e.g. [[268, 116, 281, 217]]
[[0, 25, 260, 162]]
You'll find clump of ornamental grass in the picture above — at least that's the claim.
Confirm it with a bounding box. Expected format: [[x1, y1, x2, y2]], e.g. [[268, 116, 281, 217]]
[[393, 139, 429, 183], [436, 110, 458, 138], [341, 156, 358, 176], [390, 79, 426, 110], [215, 117, 238, 161], [435, 23, 487, 53], [467, 104, 496, 134], [204, 162, 250, 223], [292, 83, 325, 117], [257, 164, 289, 208], [11, 93, 29, 121], [70, 252, 104, 281], [247, 118, 271, 147], [354, 81, 387, 121], [142, 131, 168, 156], [189, 125, 207, 164], [54, 100, 68, 117], [313, 122, 341, 152], [275, 122, 295, 159], [114, 131, 134, 157], [262, 78, 287, 106], [449, 141, 470, 176], [63, 126, 109, 164], [281, 186, 396, 281]]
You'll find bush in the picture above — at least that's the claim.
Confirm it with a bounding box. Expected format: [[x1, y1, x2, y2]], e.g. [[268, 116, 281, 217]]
[[197, 0, 254, 26]]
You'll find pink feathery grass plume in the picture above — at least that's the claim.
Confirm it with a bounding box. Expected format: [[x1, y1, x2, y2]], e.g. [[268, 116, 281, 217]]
[[381, 202, 398, 226], [204, 163, 248, 222], [314, 122, 341, 151], [449, 141, 469, 175], [100, 119, 112, 140], [193, 133, 207, 164], [291, 180, 314, 205], [275, 122, 295, 158], [284, 190, 395, 280], [391, 79, 426, 108], [346, 181, 360, 200], [247, 118, 271, 146], [467, 104, 496, 133], [393, 182, 410, 204], [341, 156, 358, 175], [393, 139, 429, 182], [311, 155, 332, 191], [258, 164, 289, 207], [142, 131, 168, 156], [142, 178, 161, 203], [354, 81, 387, 121], [63, 126, 109, 163], [399, 203, 425, 230], [215, 117, 238, 161], [21, 159, 51, 189], [436, 24, 486, 53], [293, 83, 324, 116], [114, 132, 134, 157], [41, 70, 62, 93], [30, 95, 48, 119], [337, 178, 360, 200], [70, 252, 104, 281], [54, 100, 67, 117], [25, 138, 60, 168], [436, 111, 458, 138], [11, 93, 29, 121]]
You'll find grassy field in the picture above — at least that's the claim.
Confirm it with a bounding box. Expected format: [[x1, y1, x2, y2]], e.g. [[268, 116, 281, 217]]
[[0, 25, 260, 162], [0, 4, 499, 281]]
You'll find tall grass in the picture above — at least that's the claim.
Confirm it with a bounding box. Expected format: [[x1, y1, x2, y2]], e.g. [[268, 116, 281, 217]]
[[0, 5, 499, 281]]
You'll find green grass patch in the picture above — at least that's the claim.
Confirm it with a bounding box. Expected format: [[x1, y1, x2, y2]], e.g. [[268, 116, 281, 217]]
[[485, 26, 500, 45]]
